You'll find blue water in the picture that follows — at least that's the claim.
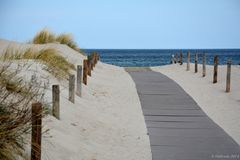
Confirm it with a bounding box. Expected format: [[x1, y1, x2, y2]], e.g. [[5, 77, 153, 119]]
[[83, 49, 240, 67]]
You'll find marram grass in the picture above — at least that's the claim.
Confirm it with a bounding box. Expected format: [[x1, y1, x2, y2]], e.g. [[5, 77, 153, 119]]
[[32, 29, 55, 44], [1, 47, 76, 79], [32, 29, 85, 55], [56, 33, 77, 49], [0, 64, 46, 160]]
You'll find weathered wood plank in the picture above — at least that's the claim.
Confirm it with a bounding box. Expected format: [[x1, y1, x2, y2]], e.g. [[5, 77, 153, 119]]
[[31, 102, 42, 160], [76, 65, 82, 97], [195, 53, 198, 73], [52, 85, 60, 119], [213, 55, 218, 83], [83, 59, 88, 85], [226, 60, 231, 92], [69, 74, 75, 103], [202, 53, 206, 77]]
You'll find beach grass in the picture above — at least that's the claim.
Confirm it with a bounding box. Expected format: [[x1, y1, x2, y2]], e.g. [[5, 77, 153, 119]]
[[56, 33, 78, 50], [1, 47, 75, 79], [32, 29, 85, 55], [32, 29, 55, 44], [0, 64, 46, 160]]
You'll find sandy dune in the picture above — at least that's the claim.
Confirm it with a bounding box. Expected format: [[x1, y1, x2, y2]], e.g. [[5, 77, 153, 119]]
[[0, 39, 152, 160]]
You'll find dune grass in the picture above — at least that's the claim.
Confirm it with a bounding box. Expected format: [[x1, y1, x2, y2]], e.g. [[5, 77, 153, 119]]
[[32, 29, 85, 55], [56, 33, 78, 49], [0, 64, 46, 160], [1, 47, 75, 79], [32, 29, 55, 44]]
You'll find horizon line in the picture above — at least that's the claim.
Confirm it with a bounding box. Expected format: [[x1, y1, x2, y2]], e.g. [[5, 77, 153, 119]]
[[83, 48, 240, 50]]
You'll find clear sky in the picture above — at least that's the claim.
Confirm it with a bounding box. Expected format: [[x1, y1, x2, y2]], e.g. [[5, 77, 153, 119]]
[[0, 0, 240, 49]]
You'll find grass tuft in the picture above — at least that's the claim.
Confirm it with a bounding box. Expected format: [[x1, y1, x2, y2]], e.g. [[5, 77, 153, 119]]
[[32, 29, 85, 55], [36, 48, 76, 78], [56, 33, 77, 49], [32, 29, 55, 44]]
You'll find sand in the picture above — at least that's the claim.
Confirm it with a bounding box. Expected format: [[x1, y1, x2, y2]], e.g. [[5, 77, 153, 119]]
[[152, 63, 240, 145], [0, 39, 152, 160]]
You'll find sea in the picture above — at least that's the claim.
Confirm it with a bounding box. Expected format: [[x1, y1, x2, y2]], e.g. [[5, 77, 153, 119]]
[[83, 49, 240, 67]]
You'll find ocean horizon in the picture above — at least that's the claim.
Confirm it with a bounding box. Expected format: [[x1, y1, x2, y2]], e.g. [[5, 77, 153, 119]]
[[84, 49, 240, 67]]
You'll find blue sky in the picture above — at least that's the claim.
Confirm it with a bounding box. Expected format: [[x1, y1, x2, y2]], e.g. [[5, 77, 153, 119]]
[[0, 0, 239, 49]]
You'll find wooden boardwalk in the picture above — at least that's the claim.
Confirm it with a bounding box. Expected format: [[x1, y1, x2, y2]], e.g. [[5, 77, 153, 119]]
[[127, 69, 240, 160]]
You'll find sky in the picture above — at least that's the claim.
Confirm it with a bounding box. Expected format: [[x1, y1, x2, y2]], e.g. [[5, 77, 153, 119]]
[[0, 0, 240, 49]]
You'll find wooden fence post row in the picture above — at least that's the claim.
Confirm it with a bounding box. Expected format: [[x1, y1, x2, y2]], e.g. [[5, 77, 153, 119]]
[[178, 53, 231, 92], [52, 85, 60, 119], [88, 52, 100, 70], [213, 55, 218, 83], [69, 74, 75, 103], [31, 102, 42, 160], [226, 59, 231, 92], [52, 53, 101, 116]]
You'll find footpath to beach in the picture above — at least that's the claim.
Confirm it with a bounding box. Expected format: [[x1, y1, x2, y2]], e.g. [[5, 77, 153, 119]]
[[127, 68, 240, 160]]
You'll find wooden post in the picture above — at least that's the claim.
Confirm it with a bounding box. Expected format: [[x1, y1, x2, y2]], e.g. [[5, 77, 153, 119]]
[[76, 65, 82, 97], [69, 74, 75, 103], [83, 59, 88, 85], [187, 51, 190, 71], [31, 102, 42, 160], [52, 85, 60, 119], [87, 55, 92, 76], [226, 60, 231, 92], [180, 52, 183, 65], [194, 53, 198, 73], [213, 55, 218, 83], [202, 53, 206, 77]]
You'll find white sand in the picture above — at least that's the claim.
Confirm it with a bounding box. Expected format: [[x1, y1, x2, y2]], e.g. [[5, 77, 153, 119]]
[[152, 63, 240, 145], [0, 39, 152, 160]]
